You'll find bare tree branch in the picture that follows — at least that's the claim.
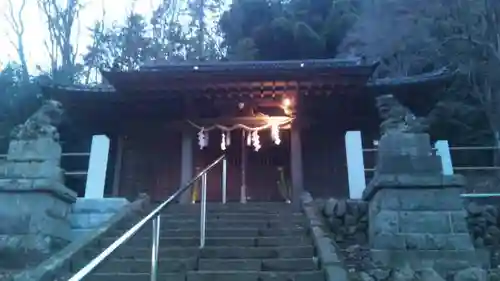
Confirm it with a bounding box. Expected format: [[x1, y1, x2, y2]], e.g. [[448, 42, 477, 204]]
[[37, 0, 84, 81], [3, 0, 29, 79]]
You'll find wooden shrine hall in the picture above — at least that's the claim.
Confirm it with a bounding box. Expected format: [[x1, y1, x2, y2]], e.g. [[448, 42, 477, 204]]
[[40, 59, 453, 204]]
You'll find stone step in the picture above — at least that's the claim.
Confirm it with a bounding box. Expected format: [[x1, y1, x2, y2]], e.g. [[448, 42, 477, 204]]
[[84, 246, 315, 260], [161, 202, 294, 208], [86, 271, 324, 281], [199, 246, 314, 259], [156, 217, 307, 224], [116, 220, 306, 230], [198, 258, 318, 271], [161, 204, 295, 214], [97, 258, 197, 273], [96, 258, 318, 273], [84, 273, 184, 281], [186, 270, 324, 281], [101, 236, 312, 247], [110, 227, 308, 238], [160, 212, 304, 220]]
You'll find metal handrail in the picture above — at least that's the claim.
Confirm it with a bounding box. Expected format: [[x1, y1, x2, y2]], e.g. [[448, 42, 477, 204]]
[[461, 193, 500, 198], [68, 154, 226, 281]]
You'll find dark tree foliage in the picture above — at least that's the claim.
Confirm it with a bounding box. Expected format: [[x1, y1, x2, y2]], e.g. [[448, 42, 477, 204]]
[[219, 0, 360, 60], [0, 63, 42, 145]]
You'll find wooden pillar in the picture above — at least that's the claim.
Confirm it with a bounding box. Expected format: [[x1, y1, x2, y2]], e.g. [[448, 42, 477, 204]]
[[240, 130, 247, 203], [111, 136, 124, 197], [290, 93, 304, 209], [179, 130, 194, 204], [290, 121, 304, 208]]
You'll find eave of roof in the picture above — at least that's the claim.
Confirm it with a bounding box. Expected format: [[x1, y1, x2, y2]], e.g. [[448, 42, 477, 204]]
[[39, 63, 455, 102], [139, 58, 370, 72], [367, 67, 455, 88], [101, 59, 378, 92]]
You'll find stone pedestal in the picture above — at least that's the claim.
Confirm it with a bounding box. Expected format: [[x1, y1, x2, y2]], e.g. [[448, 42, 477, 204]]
[[70, 198, 130, 240], [362, 133, 488, 275], [0, 138, 76, 269]]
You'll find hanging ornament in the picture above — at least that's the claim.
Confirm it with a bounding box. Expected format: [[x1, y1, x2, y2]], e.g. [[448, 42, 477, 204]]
[[246, 130, 252, 146], [251, 130, 261, 151], [198, 128, 207, 149], [226, 131, 231, 146], [221, 132, 226, 151], [271, 123, 281, 145]]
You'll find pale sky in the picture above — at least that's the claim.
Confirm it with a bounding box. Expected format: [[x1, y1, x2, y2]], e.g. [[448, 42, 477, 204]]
[[0, 0, 169, 73]]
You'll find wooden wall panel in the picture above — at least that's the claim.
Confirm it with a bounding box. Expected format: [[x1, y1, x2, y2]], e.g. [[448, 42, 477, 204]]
[[118, 130, 182, 202], [302, 126, 348, 198]]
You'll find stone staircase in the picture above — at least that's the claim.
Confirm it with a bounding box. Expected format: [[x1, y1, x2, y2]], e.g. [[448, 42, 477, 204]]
[[77, 203, 325, 281]]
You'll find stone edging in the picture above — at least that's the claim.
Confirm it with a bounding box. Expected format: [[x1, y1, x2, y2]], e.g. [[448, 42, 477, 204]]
[[10, 195, 150, 281], [300, 192, 349, 281]]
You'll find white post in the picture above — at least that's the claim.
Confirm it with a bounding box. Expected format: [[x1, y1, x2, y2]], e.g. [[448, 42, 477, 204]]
[[84, 135, 110, 198], [434, 140, 454, 175], [345, 131, 366, 199], [222, 158, 227, 204]]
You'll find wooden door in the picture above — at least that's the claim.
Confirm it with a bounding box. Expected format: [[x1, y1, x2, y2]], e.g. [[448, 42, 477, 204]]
[[247, 131, 290, 201]]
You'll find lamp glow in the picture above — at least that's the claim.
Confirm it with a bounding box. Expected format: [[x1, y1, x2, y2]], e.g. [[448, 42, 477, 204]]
[[282, 98, 291, 107]]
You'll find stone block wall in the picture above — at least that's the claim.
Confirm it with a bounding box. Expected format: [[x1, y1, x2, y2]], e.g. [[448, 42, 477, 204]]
[[0, 138, 77, 272], [0, 192, 72, 270], [369, 187, 473, 251], [318, 197, 500, 268]]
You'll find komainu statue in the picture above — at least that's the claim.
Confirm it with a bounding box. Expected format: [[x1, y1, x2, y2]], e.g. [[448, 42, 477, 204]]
[[10, 99, 64, 141], [375, 94, 429, 135]]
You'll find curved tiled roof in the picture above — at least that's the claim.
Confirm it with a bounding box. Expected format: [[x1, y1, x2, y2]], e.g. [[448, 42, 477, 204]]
[[39, 60, 454, 99]]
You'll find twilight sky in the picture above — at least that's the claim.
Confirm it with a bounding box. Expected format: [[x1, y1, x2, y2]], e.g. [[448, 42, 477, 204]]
[[0, 0, 163, 73]]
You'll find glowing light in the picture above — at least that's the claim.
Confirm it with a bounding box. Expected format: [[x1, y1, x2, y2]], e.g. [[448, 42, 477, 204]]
[[246, 131, 252, 146], [271, 123, 281, 145], [282, 98, 291, 107]]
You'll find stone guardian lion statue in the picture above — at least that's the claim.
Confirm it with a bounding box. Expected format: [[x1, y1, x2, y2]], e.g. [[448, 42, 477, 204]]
[[10, 100, 64, 141], [375, 94, 429, 135]]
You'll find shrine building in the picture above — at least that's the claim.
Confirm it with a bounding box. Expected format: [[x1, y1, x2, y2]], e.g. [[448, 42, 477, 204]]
[[40, 59, 452, 204]]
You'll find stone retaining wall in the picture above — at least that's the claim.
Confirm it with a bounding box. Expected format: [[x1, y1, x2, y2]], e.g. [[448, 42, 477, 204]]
[[464, 200, 500, 269], [465, 201, 500, 248], [318, 197, 500, 277], [320, 198, 369, 246], [317, 197, 498, 280], [11, 195, 149, 281], [318, 198, 500, 251]]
